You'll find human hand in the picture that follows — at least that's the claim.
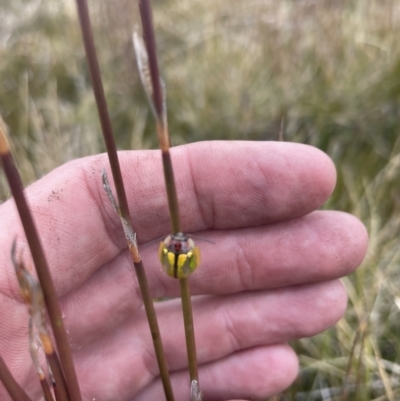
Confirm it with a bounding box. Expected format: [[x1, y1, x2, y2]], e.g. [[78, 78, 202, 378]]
[[0, 141, 367, 401]]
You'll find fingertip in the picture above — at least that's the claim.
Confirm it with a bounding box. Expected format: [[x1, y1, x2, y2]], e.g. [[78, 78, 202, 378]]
[[284, 143, 337, 208], [263, 142, 337, 221], [295, 280, 348, 337], [310, 146, 337, 204], [333, 212, 368, 275], [322, 279, 349, 327], [185, 141, 339, 228], [266, 343, 299, 394], [204, 344, 299, 399], [348, 216, 369, 272]]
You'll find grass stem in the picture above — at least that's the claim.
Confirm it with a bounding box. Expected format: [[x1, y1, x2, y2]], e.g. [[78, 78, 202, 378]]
[[137, 1, 202, 398], [39, 377, 54, 401], [75, 2, 174, 400], [12, 227, 70, 401], [0, 123, 80, 401], [161, 152, 181, 233], [0, 355, 33, 401], [179, 278, 198, 382]]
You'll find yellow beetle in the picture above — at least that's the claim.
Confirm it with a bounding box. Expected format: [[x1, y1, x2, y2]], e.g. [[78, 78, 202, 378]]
[[158, 232, 200, 279]]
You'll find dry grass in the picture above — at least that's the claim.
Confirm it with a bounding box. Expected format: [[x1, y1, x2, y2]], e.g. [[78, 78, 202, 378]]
[[1, 0, 400, 399]]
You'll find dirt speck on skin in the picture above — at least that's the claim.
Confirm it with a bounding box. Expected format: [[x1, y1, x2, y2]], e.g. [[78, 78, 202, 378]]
[[47, 188, 64, 203]]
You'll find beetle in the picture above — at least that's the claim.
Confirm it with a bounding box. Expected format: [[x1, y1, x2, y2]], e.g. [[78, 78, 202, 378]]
[[158, 232, 200, 279]]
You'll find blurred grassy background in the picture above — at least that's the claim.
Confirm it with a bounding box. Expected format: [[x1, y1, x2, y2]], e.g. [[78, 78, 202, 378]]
[[1, 0, 400, 399]]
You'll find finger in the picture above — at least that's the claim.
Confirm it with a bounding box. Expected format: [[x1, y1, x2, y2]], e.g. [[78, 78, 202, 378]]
[[59, 211, 364, 342], [0, 141, 335, 297], [143, 210, 367, 296], [134, 345, 298, 401], [69, 280, 345, 383]]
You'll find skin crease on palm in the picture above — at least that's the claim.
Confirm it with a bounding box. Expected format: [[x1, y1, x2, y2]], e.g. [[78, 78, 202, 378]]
[[0, 141, 367, 401]]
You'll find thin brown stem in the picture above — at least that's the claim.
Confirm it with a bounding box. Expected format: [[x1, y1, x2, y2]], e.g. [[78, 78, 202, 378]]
[[39, 376, 54, 401], [138, 0, 181, 232], [0, 355, 33, 401], [45, 353, 68, 401], [278, 116, 285, 141], [134, 260, 175, 400], [161, 151, 181, 233], [139, 1, 169, 152], [53, 380, 63, 401], [179, 278, 198, 382], [75, 2, 174, 400], [137, 2, 202, 399], [75, 0, 130, 223], [138, 0, 163, 124], [0, 127, 80, 401]]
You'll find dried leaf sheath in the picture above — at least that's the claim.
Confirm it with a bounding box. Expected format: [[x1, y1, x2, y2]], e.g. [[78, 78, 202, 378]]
[[12, 241, 69, 401], [133, 30, 181, 234], [133, 32, 169, 148], [29, 321, 55, 401], [101, 169, 140, 262], [0, 122, 81, 401]]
